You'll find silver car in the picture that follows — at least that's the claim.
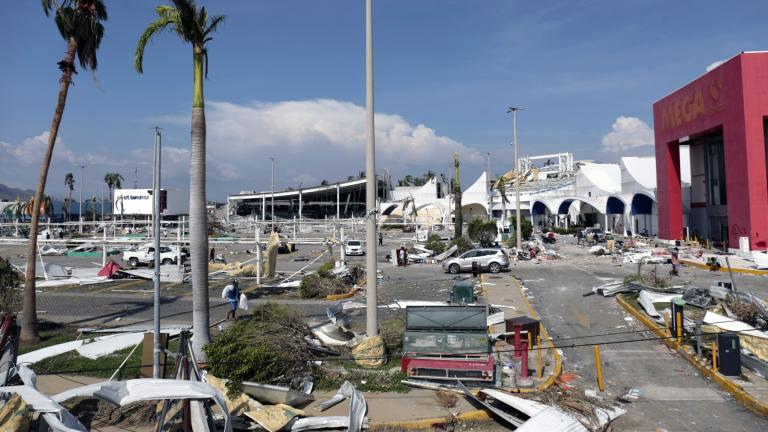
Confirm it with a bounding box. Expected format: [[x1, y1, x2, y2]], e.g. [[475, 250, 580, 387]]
[[344, 240, 364, 256], [442, 248, 510, 274]]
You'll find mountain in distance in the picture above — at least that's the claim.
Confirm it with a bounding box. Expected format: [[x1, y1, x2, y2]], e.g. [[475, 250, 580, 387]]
[[0, 183, 35, 201]]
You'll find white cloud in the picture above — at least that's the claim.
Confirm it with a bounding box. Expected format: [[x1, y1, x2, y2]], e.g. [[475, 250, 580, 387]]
[[162, 98, 483, 168], [601, 116, 654, 153], [705, 60, 726, 72]]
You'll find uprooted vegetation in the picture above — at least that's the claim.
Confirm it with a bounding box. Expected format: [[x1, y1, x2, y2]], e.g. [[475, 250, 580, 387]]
[[204, 303, 315, 393], [299, 261, 359, 298], [623, 262, 670, 288]]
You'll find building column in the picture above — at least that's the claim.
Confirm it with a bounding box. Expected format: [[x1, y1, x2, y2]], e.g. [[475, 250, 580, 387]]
[[655, 140, 683, 241], [336, 183, 340, 219]]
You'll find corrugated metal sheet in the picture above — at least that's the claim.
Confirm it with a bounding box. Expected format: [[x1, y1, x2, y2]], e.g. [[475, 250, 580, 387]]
[[515, 407, 588, 432]]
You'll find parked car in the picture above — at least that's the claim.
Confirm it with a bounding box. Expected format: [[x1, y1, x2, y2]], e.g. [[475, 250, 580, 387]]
[[344, 240, 364, 256], [122, 243, 183, 268], [442, 248, 510, 274]]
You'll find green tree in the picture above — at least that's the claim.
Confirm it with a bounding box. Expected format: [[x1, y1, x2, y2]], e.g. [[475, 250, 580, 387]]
[[508, 215, 533, 246], [135, 0, 225, 359], [103, 172, 124, 214], [64, 172, 75, 221], [401, 175, 414, 186], [23, 0, 107, 345], [467, 218, 497, 247], [1, 257, 21, 313]]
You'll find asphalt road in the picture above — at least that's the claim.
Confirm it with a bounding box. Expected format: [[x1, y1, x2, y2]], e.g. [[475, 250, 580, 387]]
[[517, 237, 768, 432]]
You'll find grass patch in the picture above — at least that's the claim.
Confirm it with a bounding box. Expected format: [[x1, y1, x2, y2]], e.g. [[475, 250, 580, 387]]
[[316, 366, 409, 393], [19, 321, 78, 355], [25, 325, 180, 380]]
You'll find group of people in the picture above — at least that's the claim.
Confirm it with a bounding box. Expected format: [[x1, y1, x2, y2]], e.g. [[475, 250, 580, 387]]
[[396, 245, 408, 266]]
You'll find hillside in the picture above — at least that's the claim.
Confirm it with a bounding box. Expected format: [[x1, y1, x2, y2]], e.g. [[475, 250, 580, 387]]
[[0, 183, 35, 201]]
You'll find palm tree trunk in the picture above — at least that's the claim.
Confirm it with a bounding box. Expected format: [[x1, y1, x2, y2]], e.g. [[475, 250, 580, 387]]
[[22, 37, 77, 345], [190, 49, 210, 359]]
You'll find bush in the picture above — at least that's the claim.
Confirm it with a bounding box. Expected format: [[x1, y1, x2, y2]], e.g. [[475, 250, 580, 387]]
[[506, 216, 534, 246], [425, 234, 447, 255], [0, 257, 20, 313], [204, 303, 314, 392], [299, 274, 322, 298], [450, 236, 474, 254], [550, 227, 576, 235], [317, 261, 335, 278], [467, 218, 497, 247]]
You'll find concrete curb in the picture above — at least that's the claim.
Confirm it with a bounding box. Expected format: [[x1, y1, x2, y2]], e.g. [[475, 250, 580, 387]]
[[680, 258, 768, 276], [511, 275, 563, 392], [368, 409, 492, 430], [616, 294, 768, 417]]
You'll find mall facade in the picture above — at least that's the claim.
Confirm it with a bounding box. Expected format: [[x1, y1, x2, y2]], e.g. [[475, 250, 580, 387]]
[[654, 51, 768, 251]]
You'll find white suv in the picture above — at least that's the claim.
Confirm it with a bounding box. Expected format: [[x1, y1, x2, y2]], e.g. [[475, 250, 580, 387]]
[[344, 240, 365, 256], [442, 248, 510, 274]]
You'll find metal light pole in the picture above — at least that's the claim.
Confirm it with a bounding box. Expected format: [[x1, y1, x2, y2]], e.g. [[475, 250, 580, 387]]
[[507, 107, 523, 250], [486, 152, 492, 221], [79, 165, 85, 234], [270, 157, 276, 230], [365, 0, 378, 337], [152, 127, 162, 378]]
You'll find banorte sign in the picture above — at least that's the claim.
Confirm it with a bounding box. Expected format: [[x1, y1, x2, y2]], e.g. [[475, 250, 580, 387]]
[[659, 72, 725, 132]]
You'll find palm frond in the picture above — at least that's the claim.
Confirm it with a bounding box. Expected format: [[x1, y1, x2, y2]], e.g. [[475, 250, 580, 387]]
[[204, 15, 225, 38], [134, 17, 175, 74]]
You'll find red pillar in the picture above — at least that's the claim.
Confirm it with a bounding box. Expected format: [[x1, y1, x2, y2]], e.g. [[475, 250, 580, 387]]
[[656, 140, 683, 241], [520, 340, 529, 378]]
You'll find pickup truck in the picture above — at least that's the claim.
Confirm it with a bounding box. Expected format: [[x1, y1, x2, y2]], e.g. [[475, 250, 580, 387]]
[[122, 244, 183, 268]]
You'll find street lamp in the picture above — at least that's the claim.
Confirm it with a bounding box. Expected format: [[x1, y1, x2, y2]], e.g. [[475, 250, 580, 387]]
[[79, 165, 85, 234], [365, 0, 378, 337], [486, 152, 491, 221], [507, 107, 523, 250], [269, 157, 276, 230]]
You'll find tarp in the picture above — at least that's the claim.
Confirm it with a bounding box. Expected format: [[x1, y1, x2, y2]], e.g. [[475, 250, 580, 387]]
[[351, 335, 385, 367], [98, 260, 122, 278], [0, 394, 30, 432]]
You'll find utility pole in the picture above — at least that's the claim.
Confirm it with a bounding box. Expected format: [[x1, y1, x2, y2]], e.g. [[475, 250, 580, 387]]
[[487, 152, 491, 221], [152, 127, 162, 378], [507, 107, 523, 250], [365, 0, 378, 337], [79, 165, 85, 234], [270, 157, 276, 231]]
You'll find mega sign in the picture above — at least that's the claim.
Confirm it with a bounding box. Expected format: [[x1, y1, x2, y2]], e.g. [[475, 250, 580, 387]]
[[659, 74, 725, 132]]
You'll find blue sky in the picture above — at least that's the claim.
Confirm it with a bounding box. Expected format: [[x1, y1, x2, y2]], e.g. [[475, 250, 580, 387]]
[[1, 0, 766, 200]]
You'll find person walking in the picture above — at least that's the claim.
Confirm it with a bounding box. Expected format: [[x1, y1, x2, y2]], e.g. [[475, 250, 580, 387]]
[[209, 247, 216, 263], [669, 248, 680, 276], [398, 246, 407, 267], [224, 279, 241, 320], [378, 231, 383, 246]]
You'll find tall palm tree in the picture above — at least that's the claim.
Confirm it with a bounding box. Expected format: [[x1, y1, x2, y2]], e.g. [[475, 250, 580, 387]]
[[494, 175, 510, 225], [402, 175, 414, 186], [90, 196, 98, 221], [62, 198, 71, 222], [453, 152, 463, 238], [135, 0, 224, 359], [103, 172, 123, 214], [64, 172, 75, 221], [22, 0, 107, 345], [423, 170, 436, 183]]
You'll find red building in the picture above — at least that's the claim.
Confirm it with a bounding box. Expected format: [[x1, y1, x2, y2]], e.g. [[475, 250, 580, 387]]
[[654, 52, 768, 252]]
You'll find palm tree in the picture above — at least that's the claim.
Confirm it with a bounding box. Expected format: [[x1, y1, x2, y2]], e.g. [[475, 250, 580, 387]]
[[103, 172, 124, 214], [64, 173, 75, 221], [90, 196, 98, 221], [62, 198, 71, 222], [135, 0, 224, 359], [494, 175, 510, 225], [22, 0, 107, 344], [402, 175, 414, 186], [453, 152, 463, 238], [422, 170, 436, 183]]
